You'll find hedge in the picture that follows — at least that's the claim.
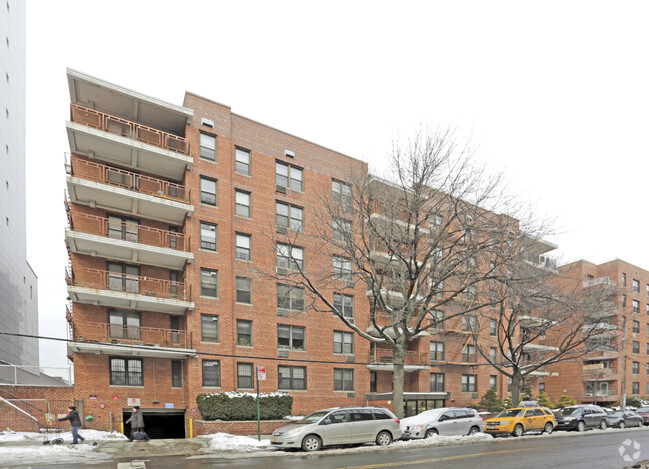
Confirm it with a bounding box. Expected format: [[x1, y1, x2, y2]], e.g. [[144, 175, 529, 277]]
[[196, 392, 293, 421]]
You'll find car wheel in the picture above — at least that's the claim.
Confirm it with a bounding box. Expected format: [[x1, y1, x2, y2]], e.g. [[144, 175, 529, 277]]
[[577, 421, 586, 432], [468, 426, 480, 436], [599, 420, 607, 430], [543, 422, 553, 434], [301, 435, 322, 452], [512, 424, 524, 437], [619, 421, 626, 430], [376, 431, 393, 446], [424, 428, 439, 438]]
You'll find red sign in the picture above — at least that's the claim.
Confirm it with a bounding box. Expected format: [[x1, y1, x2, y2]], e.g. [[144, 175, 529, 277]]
[[112, 396, 119, 400], [257, 366, 266, 381]]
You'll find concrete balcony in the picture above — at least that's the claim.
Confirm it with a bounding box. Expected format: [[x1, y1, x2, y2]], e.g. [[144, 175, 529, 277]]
[[66, 158, 193, 225], [583, 323, 618, 336], [367, 349, 430, 372], [366, 310, 429, 339], [66, 212, 193, 270], [520, 343, 559, 352], [583, 351, 618, 361], [581, 392, 618, 401], [518, 315, 557, 328], [66, 267, 194, 315]]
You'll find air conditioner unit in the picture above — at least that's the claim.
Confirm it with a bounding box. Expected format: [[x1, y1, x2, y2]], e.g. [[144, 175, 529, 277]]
[[276, 267, 288, 276], [276, 226, 287, 234], [276, 185, 287, 194]]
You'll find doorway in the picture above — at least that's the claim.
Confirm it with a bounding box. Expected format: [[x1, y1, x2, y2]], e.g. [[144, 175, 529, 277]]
[[123, 408, 185, 439]]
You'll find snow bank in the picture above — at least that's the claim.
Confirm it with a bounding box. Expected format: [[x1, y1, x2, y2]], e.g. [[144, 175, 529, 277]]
[[204, 391, 290, 399], [0, 429, 127, 443], [203, 432, 272, 452]]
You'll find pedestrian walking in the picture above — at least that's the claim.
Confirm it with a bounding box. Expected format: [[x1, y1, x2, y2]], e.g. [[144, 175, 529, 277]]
[[58, 406, 85, 444], [126, 406, 149, 441]]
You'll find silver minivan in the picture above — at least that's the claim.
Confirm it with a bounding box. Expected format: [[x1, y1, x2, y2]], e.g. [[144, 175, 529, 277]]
[[400, 407, 484, 439], [271, 406, 402, 451]]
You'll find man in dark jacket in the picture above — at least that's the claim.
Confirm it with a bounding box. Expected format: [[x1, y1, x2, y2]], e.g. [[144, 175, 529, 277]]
[[126, 406, 149, 441], [58, 406, 85, 444]]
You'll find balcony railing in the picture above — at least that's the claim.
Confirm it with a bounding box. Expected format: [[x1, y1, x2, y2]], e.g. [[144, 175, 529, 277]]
[[68, 212, 189, 251], [370, 349, 429, 366], [68, 157, 190, 203], [70, 103, 189, 155], [582, 392, 618, 400], [71, 321, 191, 349], [68, 267, 190, 301]]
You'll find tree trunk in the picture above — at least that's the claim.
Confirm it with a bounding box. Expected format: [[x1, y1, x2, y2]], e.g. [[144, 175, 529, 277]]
[[392, 346, 406, 419], [510, 373, 521, 407]]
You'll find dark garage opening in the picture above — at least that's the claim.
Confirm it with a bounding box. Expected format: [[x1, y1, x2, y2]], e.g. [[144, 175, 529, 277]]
[[123, 409, 186, 439]]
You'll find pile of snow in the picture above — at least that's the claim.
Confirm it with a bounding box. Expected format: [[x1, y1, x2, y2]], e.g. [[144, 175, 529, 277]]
[[393, 432, 492, 449], [203, 432, 272, 452], [204, 391, 290, 399], [0, 429, 127, 444], [282, 415, 304, 422]]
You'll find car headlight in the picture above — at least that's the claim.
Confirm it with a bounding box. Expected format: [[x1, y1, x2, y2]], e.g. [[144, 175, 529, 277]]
[[563, 417, 575, 421], [284, 427, 304, 436], [413, 425, 425, 430], [500, 420, 510, 425]]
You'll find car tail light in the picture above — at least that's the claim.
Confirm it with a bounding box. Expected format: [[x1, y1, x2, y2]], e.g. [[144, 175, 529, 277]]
[[394, 418, 400, 423], [479, 416, 484, 420]]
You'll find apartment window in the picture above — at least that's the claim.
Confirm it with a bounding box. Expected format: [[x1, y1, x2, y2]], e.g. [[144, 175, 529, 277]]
[[109, 358, 143, 386], [633, 300, 640, 314], [622, 295, 627, 307], [279, 366, 307, 390], [236, 277, 252, 304], [333, 331, 354, 354], [237, 363, 254, 389], [430, 373, 445, 392], [107, 262, 139, 293], [539, 382, 545, 393], [430, 310, 444, 334], [633, 320, 640, 333], [333, 293, 354, 322], [647, 323, 649, 337], [633, 341, 640, 354], [633, 279, 640, 293], [200, 268, 218, 297], [237, 320, 252, 346], [646, 304, 649, 315], [633, 382, 640, 395], [462, 315, 477, 332], [333, 218, 352, 242], [462, 344, 477, 363], [276, 244, 304, 271], [200, 177, 217, 206], [462, 374, 477, 393], [490, 375, 497, 390], [622, 273, 627, 287], [107, 215, 138, 242], [647, 363, 649, 374], [276, 202, 303, 231], [171, 360, 182, 388], [200, 314, 219, 343], [235, 190, 251, 217], [633, 361, 640, 374], [430, 214, 443, 233], [646, 284, 649, 297], [202, 360, 221, 387], [332, 180, 352, 209], [370, 371, 377, 393], [276, 161, 303, 191], [464, 286, 477, 301], [235, 147, 250, 175], [333, 256, 353, 281], [334, 368, 354, 391], [235, 233, 251, 260], [489, 347, 497, 363], [646, 343, 649, 355], [200, 222, 217, 251], [108, 309, 141, 340], [430, 341, 445, 362], [199, 132, 216, 161], [278, 325, 305, 350], [490, 319, 497, 336], [277, 284, 305, 311]]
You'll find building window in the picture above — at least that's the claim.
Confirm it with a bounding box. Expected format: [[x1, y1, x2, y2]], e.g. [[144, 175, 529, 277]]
[[333, 256, 352, 281], [633, 279, 640, 293], [646, 304, 649, 315], [200, 222, 217, 251], [235, 147, 250, 175], [235, 233, 251, 260], [633, 382, 640, 395], [237, 363, 254, 389], [430, 310, 444, 333], [200, 176, 217, 206], [633, 320, 640, 333], [333, 218, 352, 242], [276, 202, 303, 231], [633, 361, 640, 374], [622, 295, 627, 307], [202, 360, 220, 387], [171, 360, 182, 388], [430, 373, 445, 392], [107, 262, 140, 293], [108, 309, 141, 340], [646, 284, 649, 297], [462, 344, 477, 363], [278, 325, 305, 350], [333, 368, 354, 391], [235, 190, 251, 217], [199, 132, 216, 161], [200, 314, 219, 343], [633, 341, 640, 354], [622, 273, 627, 287], [464, 286, 477, 302], [236, 320, 252, 346], [490, 375, 497, 390], [633, 300, 640, 314], [370, 371, 377, 393], [236, 277, 252, 304], [430, 214, 443, 234], [332, 179, 352, 209], [109, 358, 143, 386], [489, 347, 497, 363], [333, 293, 354, 322], [333, 331, 354, 354], [430, 341, 445, 362], [462, 374, 477, 393], [490, 319, 497, 336], [200, 268, 218, 297], [276, 244, 304, 271], [462, 315, 477, 332], [277, 284, 306, 311], [276, 161, 303, 191], [279, 366, 307, 390]]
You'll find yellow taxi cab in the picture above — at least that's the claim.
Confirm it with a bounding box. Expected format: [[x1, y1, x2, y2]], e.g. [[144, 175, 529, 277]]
[[484, 407, 555, 437]]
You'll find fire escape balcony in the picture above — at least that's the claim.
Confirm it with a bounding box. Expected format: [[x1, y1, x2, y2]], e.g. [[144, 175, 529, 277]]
[[65, 212, 193, 270], [66, 158, 193, 225], [367, 349, 430, 372], [66, 267, 194, 315]]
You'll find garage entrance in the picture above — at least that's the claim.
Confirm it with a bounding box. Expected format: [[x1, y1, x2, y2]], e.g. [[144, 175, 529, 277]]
[[123, 408, 186, 439]]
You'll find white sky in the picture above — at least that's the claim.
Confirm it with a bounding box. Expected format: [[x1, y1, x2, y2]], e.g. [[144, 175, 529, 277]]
[[24, 0, 649, 367]]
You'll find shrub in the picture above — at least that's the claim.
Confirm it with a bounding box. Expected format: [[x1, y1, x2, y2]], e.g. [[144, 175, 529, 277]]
[[625, 397, 643, 408], [478, 389, 504, 413], [196, 392, 293, 421], [555, 395, 577, 408], [537, 392, 554, 409]]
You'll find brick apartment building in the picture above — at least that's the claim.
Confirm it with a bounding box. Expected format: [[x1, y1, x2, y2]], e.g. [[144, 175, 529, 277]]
[[61, 69, 558, 437]]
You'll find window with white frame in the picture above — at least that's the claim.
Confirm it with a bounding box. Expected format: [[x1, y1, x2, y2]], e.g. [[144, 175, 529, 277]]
[[276, 243, 304, 271], [489, 347, 497, 363], [235, 147, 250, 175], [235, 190, 251, 217], [200, 177, 217, 206], [462, 374, 477, 392], [278, 325, 305, 351], [462, 315, 477, 332], [490, 318, 497, 335], [334, 368, 354, 391], [333, 256, 352, 281], [276, 161, 303, 191], [333, 293, 354, 322], [200, 314, 219, 343], [200, 268, 218, 297], [200, 222, 217, 251], [633, 300, 640, 314], [235, 233, 251, 261], [633, 279, 640, 293], [276, 201, 303, 231], [333, 331, 353, 354], [199, 132, 216, 161], [332, 180, 352, 209], [333, 218, 352, 242], [277, 283, 305, 311], [430, 341, 445, 362], [236, 277, 252, 304], [236, 320, 252, 346]]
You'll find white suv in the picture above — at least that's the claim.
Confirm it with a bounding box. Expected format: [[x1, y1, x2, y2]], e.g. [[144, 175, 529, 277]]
[[401, 407, 484, 439]]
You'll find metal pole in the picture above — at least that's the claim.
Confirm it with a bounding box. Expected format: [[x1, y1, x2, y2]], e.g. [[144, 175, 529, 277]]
[[620, 316, 628, 412], [256, 368, 261, 441]]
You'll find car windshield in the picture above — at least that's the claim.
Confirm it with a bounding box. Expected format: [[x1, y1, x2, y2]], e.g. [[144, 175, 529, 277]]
[[557, 407, 581, 416], [497, 409, 525, 418], [298, 410, 331, 424]]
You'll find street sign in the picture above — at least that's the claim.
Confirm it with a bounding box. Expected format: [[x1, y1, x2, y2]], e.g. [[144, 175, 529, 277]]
[[127, 398, 140, 407], [257, 366, 266, 380]]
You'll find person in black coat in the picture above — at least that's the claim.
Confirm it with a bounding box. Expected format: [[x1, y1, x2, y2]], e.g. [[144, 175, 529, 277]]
[[58, 406, 85, 444]]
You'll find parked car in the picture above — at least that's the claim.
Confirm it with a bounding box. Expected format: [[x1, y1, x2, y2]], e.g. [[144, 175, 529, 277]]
[[554, 405, 608, 431], [400, 407, 484, 439], [270, 406, 401, 452], [635, 407, 649, 425], [484, 407, 555, 437], [606, 410, 643, 429]]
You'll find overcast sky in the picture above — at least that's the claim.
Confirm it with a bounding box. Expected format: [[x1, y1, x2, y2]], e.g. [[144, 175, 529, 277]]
[[24, 0, 649, 368]]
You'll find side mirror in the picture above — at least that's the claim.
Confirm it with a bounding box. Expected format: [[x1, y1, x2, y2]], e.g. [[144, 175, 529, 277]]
[[321, 417, 331, 425], [438, 415, 447, 422]]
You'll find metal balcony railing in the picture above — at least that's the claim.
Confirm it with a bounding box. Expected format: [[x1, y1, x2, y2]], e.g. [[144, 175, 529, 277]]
[[70, 103, 189, 155], [71, 321, 192, 349], [370, 349, 429, 366]]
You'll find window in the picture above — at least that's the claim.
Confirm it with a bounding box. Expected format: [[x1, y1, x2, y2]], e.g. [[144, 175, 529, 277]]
[[334, 368, 354, 391], [202, 360, 221, 387], [489, 347, 497, 363], [633, 300, 640, 314], [539, 382, 545, 393], [237, 362, 254, 389], [276, 161, 303, 191], [200, 268, 218, 297], [278, 325, 305, 350], [647, 304, 649, 315], [462, 344, 477, 363], [200, 177, 217, 206], [430, 373, 445, 392], [430, 341, 445, 362], [172, 360, 182, 388], [333, 293, 354, 322], [633, 361, 640, 374], [647, 363, 649, 374], [490, 319, 497, 336], [276, 244, 304, 271], [633, 382, 640, 395], [200, 222, 217, 251], [235, 190, 251, 217], [199, 132, 216, 161], [430, 214, 443, 234], [332, 180, 352, 209], [462, 315, 477, 332], [464, 286, 477, 301], [622, 273, 627, 287], [237, 320, 252, 346], [370, 372, 377, 393], [109, 358, 143, 386], [107, 215, 139, 242], [490, 375, 497, 390], [622, 295, 627, 307], [333, 256, 352, 281], [235, 233, 251, 260], [430, 310, 444, 333], [633, 320, 640, 333], [107, 262, 139, 293], [201, 314, 219, 343], [633, 279, 640, 293], [276, 202, 303, 231], [236, 277, 252, 304], [646, 343, 649, 355], [235, 147, 250, 175], [462, 374, 477, 392], [277, 284, 305, 311], [633, 341, 640, 354], [647, 284, 649, 297], [108, 309, 141, 340], [333, 218, 352, 242], [333, 331, 354, 354], [279, 365, 307, 390]]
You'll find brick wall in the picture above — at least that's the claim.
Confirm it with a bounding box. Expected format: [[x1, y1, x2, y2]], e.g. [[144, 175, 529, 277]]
[[193, 419, 288, 436]]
